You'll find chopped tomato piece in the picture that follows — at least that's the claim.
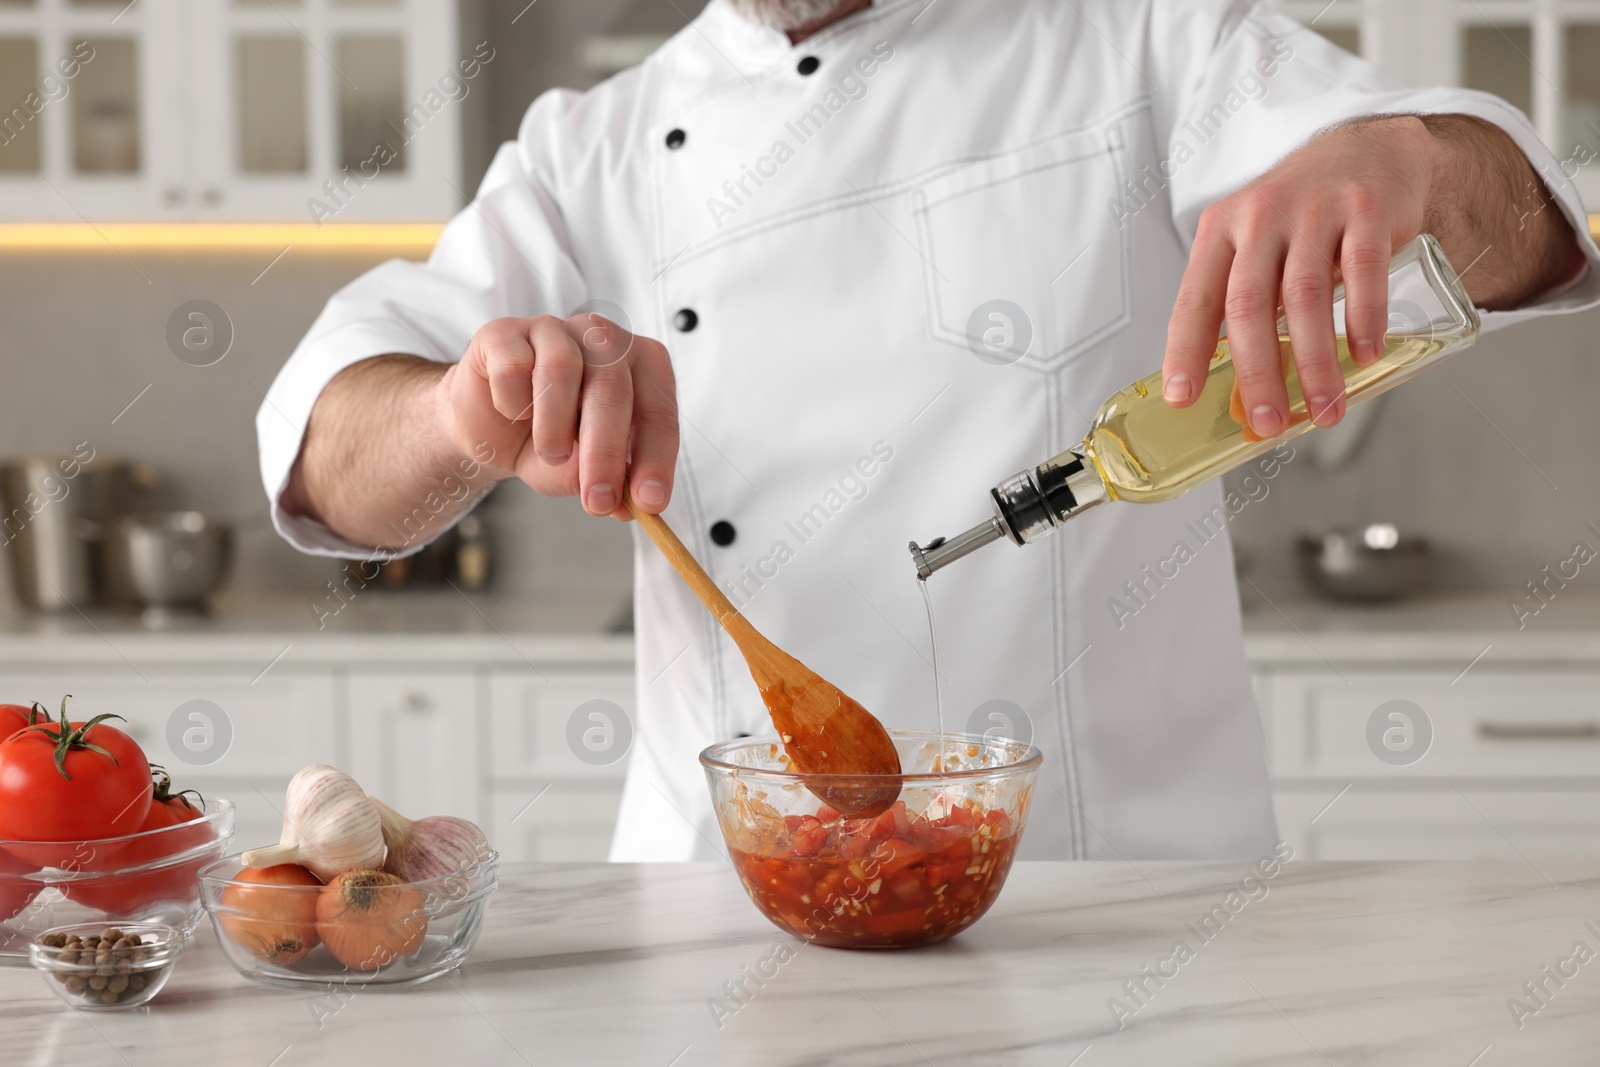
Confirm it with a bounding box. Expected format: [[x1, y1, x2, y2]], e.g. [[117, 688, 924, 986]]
[[871, 840, 925, 879], [938, 805, 980, 830], [839, 835, 876, 861], [890, 802, 915, 838], [866, 808, 898, 842], [791, 820, 828, 857], [982, 809, 1012, 833], [888, 875, 930, 906]]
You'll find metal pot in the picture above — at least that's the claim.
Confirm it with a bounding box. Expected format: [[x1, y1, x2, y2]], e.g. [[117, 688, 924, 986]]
[[0, 454, 134, 611], [105, 512, 233, 612], [1296, 524, 1433, 602]]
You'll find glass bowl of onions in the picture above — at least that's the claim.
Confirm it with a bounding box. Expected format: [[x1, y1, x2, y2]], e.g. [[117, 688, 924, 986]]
[[197, 852, 499, 989], [0, 798, 236, 962], [703, 729, 1042, 949]]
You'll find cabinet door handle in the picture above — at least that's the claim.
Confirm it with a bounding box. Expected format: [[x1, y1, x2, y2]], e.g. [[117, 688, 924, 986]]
[[1477, 721, 1600, 740], [402, 690, 430, 713]]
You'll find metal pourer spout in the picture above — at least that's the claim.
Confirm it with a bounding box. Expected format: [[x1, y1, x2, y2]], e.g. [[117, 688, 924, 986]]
[[909, 518, 1007, 581], [908, 448, 1110, 580]]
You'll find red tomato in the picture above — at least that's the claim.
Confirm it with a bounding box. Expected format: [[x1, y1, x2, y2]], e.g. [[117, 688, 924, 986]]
[[138, 784, 214, 865], [0, 699, 153, 867], [0, 703, 43, 742], [64, 783, 216, 918]]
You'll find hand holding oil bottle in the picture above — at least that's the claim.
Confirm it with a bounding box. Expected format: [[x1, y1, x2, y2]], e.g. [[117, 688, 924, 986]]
[[911, 236, 1480, 577]]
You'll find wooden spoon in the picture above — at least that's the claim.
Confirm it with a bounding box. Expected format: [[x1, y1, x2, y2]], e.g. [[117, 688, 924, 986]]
[[625, 492, 902, 818]]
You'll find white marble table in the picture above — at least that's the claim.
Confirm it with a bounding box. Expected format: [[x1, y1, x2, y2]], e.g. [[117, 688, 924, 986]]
[[2, 860, 1598, 1066]]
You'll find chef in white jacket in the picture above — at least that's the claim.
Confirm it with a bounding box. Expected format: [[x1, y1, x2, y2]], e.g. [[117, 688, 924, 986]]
[[259, 0, 1598, 862]]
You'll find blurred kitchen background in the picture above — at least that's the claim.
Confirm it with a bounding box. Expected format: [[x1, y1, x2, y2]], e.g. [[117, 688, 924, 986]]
[[0, 0, 672, 604], [3, 0, 1600, 862], [1, 0, 1597, 602]]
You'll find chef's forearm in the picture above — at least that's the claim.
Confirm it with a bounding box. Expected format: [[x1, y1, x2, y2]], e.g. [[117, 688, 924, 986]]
[[282, 355, 503, 553], [1410, 114, 1585, 310]]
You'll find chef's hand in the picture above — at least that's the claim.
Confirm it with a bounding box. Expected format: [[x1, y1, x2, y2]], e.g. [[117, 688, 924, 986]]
[[439, 313, 679, 519], [1160, 114, 1582, 436]]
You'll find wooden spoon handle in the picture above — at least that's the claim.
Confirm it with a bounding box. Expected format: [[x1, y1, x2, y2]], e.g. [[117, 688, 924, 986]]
[[624, 490, 757, 645]]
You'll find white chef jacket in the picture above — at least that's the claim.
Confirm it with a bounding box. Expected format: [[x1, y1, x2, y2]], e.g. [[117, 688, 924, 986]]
[[259, 0, 1600, 862]]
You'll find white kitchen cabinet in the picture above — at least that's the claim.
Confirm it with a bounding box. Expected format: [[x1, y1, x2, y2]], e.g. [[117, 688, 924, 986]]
[[344, 669, 481, 824], [1274, 786, 1600, 860], [1262, 668, 1600, 779], [484, 669, 635, 863], [1255, 665, 1600, 858], [1269, 0, 1600, 205], [487, 670, 635, 782], [0, 1, 175, 217], [343, 666, 637, 862], [487, 783, 625, 863], [0, 0, 466, 220]]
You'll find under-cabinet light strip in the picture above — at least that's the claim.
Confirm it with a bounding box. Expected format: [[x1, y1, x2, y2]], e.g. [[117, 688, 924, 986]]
[[0, 223, 447, 250]]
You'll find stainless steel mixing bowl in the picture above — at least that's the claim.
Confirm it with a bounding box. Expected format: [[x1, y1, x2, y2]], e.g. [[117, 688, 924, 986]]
[[104, 512, 232, 611], [1296, 524, 1432, 602]]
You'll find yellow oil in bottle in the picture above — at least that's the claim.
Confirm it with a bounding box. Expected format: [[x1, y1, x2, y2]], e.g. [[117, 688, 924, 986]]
[[1084, 333, 1447, 503]]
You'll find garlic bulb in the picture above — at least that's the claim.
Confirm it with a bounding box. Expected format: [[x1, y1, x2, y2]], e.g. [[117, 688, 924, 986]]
[[243, 765, 386, 880], [370, 797, 491, 882]]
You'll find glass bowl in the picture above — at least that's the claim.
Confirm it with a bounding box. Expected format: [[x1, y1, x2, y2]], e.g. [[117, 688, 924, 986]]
[[0, 799, 235, 962], [29, 922, 186, 1011], [702, 730, 1042, 949], [198, 852, 500, 989]]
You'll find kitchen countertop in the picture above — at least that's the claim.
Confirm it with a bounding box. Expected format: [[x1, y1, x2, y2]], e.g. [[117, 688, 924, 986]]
[[0, 859, 1595, 1066], [1239, 589, 1600, 665], [7, 587, 1600, 668], [0, 589, 635, 666]]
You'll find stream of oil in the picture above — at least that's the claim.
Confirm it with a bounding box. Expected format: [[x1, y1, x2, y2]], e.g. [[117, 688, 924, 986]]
[[918, 576, 945, 771]]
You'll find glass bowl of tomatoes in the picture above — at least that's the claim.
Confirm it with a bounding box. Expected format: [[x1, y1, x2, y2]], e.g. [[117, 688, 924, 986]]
[[702, 730, 1042, 949], [0, 798, 236, 962], [197, 852, 500, 990]]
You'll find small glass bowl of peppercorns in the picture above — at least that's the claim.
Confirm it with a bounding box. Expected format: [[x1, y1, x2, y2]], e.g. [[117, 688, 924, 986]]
[[29, 923, 186, 1011]]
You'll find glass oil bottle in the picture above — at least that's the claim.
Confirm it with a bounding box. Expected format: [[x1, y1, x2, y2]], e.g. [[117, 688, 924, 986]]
[[910, 234, 1481, 578]]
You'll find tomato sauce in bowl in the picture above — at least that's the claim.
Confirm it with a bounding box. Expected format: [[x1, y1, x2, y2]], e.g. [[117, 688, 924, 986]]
[[703, 731, 1039, 949]]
